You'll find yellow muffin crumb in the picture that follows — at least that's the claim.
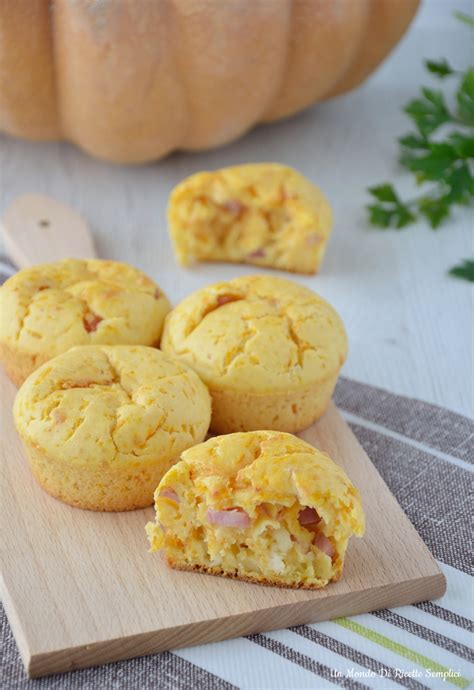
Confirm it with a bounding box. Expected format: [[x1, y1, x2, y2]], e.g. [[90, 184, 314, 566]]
[[146, 431, 365, 589], [0, 258, 171, 385], [161, 275, 347, 433], [168, 163, 332, 274], [14, 345, 211, 511]]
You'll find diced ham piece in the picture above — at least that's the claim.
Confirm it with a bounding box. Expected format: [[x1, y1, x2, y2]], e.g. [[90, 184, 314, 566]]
[[305, 234, 321, 247], [83, 312, 103, 333], [52, 409, 66, 424], [159, 488, 179, 503], [278, 186, 289, 202], [216, 294, 236, 306], [312, 532, 335, 558], [207, 507, 251, 528], [222, 199, 245, 217], [247, 248, 266, 259], [298, 507, 321, 526]]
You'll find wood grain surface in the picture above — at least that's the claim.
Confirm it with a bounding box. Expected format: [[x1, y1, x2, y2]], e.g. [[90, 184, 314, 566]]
[[1, 194, 95, 268]]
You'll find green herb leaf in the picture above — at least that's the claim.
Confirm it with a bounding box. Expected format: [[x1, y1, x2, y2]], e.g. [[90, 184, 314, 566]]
[[425, 59, 454, 78], [366, 11, 474, 281], [448, 132, 474, 158], [393, 205, 417, 228], [404, 88, 451, 136], [404, 142, 458, 182], [399, 133, 430, 150], [445, 163, 474, 204], [367, 194, 416, 230], [454, 11, 474, 29], [418, 196, 450, 228], [448, 259, 474, 282], [368, 184, 399, 203], [457, 67, 474, 126], [367, 204, 394, 228]]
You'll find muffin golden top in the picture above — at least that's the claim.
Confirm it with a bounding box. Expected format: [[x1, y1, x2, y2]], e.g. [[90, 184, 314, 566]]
[[14, 345, 211, 467], [161, 275, 347, 393], [0, 258, 170, 365]]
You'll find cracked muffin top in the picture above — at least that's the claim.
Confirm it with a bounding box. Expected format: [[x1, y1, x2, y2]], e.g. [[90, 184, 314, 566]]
[[161, 275, 347, 393], [13, 345, 211, 467], [0, 258, 171, 381]]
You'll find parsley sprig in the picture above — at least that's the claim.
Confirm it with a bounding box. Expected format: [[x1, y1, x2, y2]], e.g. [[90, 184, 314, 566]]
[[448, 258, 474, 281], [367, 13, 474, 282]]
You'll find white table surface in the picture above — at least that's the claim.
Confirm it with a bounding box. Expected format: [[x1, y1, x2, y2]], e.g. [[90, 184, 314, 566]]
[[0, 0, 472, 418]]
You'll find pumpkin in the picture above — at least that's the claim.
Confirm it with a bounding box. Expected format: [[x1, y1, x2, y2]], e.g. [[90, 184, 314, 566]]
[[0, 0, 419, 164]]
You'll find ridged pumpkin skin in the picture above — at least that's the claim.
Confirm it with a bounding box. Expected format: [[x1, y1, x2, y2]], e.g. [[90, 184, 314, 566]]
[[0, 0, 419, 164]]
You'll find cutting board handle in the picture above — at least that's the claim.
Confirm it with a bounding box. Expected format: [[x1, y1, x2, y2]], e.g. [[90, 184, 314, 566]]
[[1, 194, 97, 268]]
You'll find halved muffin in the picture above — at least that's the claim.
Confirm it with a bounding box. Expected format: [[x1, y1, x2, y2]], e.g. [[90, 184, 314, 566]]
[[168, 163, 332, 274], [146, 430, 364, 588]]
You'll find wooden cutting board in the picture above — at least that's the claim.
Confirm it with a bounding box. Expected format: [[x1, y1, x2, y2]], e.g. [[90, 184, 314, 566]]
[[0, 196, 446, 679]]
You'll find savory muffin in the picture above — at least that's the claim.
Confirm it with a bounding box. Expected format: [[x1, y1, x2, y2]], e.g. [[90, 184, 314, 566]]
[[0, 258, 171, 385], [161, 275, 347, 433], [146, 431, 365, 588], [13, 345, 211, 511], [168, 163, 332, 274]]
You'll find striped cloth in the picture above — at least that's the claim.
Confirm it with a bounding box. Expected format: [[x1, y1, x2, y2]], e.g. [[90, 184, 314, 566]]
[[0, 257, 472, 690]]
